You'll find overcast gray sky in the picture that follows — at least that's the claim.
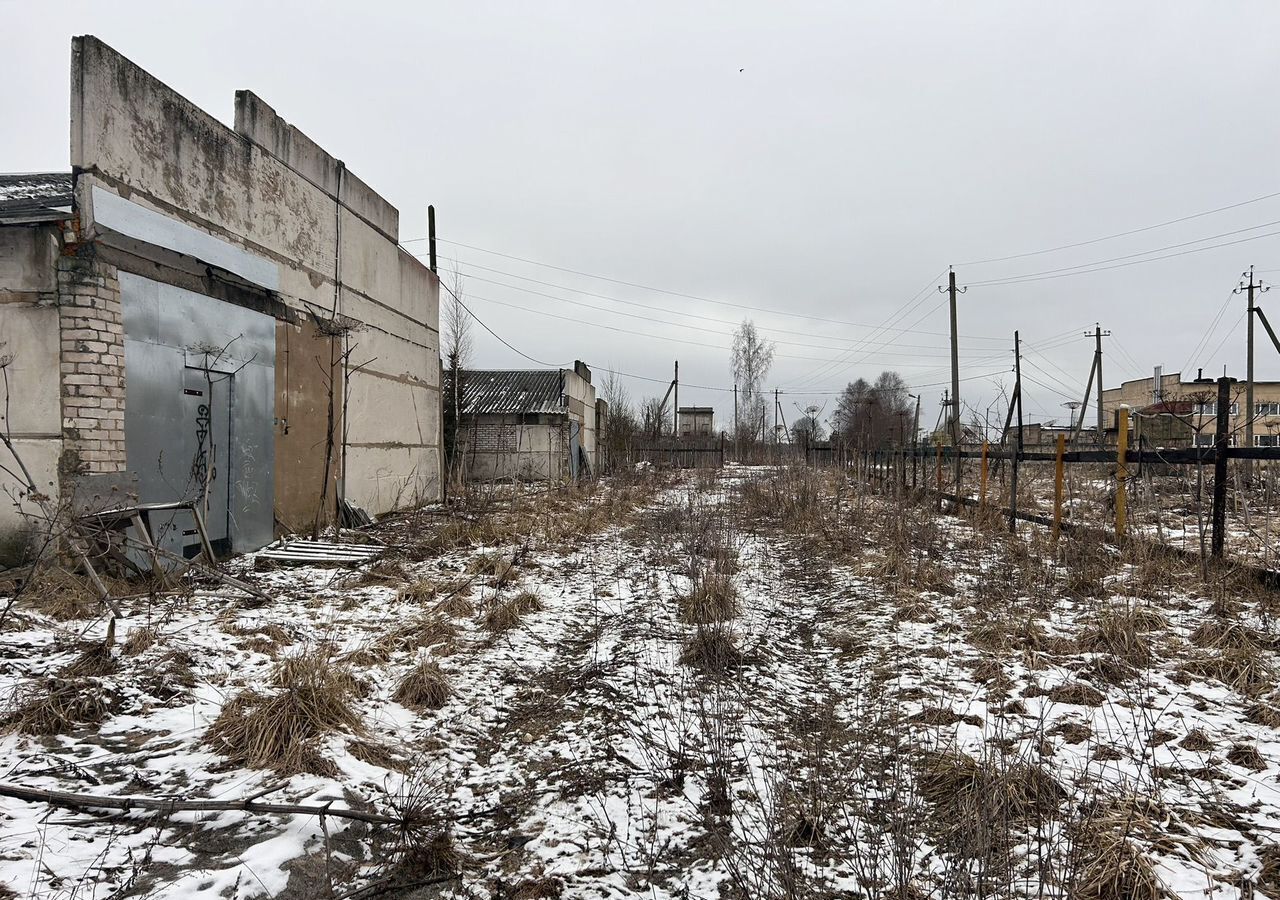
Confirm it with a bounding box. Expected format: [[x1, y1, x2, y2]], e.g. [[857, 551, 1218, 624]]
[[6, 1, 1280, 433]]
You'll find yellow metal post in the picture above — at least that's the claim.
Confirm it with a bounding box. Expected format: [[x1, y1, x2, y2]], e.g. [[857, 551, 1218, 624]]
[[1053, 433, 1066, 540], [979, 441, 989, 510], [1115, 406, 1129, 539]]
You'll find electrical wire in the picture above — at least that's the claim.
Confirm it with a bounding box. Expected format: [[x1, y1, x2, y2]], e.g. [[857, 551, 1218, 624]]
[[1179, 290, 1236, 375], [443, 270, 968, 356], [968, 225, 1280, 287], [438, 256, 1008, 343], [958, 188, 1280, 266]]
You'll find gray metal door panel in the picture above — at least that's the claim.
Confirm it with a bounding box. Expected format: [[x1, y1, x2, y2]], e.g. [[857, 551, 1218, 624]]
[[121, 272, 275, 556], [183, 366, 232, 546]]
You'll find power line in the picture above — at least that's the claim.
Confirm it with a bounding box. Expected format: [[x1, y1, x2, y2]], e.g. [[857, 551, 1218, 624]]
[[419, 238, 974, 336], [969, 220, 1280, 287], [439, 257, 1007, 342], [443, 268, 970, 355], [1179, 290, 1236, 375], [464, 293, 968, 364], [437, 275, 567, 369], [959, 188, 1280, 266]]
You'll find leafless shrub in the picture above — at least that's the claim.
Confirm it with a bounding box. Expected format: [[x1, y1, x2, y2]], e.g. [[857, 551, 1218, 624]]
[[680, 624, 744, 673], [678, 573, 738, 624]]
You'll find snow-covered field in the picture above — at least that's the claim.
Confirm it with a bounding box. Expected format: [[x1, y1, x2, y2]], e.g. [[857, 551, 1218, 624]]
[[3, 466, 1280, 898]]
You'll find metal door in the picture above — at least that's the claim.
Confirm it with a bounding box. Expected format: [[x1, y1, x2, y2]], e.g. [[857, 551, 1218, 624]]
[[183, 366, 232, 549]]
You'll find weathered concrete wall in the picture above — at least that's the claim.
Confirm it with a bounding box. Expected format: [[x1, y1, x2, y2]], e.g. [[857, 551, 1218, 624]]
[[0, 229, 63, 563], [459, 416, 568, 482], [562, 366, 599, 471], [69, 36, 442, 525]]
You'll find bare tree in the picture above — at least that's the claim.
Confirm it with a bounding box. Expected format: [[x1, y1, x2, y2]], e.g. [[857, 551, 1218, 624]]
[[832, 371, 913, 449], [441, 264, 472, 488], [731, 320, 775, 443]]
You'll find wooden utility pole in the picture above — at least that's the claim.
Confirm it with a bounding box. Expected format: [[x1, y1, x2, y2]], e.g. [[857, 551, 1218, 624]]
[[1091, 324, 1110, 442], [427, 205, 437, 273], [911, 393, 921, 488], [1237, 266, 1271, 480], [939, 270, 965, 490], [1010, 330, 1023, 532], [673, 361, 679, 436]]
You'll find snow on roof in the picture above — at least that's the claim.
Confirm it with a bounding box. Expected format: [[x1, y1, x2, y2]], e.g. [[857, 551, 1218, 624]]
[[0, 172, 74, 223]]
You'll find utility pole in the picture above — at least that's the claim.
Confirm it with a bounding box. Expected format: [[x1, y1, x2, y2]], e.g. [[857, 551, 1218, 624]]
[[733, 384, 738, 457], [774, 388, 780, 447], [939, 269, 966, 489], [1010, 330, 1023, 532], [1091, 324, 1110, 443], [673, 361, 679, 437], [1237, 266, 1271, 479]]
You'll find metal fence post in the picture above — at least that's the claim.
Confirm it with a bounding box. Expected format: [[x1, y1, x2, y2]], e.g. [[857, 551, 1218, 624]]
[[1115, 406, 1129, 540], [1211, 376, 1233, 558], [1053, 433, 1066, 540]]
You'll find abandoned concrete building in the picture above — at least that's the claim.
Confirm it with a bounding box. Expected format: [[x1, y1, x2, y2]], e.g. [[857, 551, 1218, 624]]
[[0, 36, 441, 564], [455, 364, 603, 481], [678, 406, 715, 438]]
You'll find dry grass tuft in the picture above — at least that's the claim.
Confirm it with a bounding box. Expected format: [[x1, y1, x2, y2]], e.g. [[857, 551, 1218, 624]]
[[1183, 648, 1273, 696], [1028, 681, 1107, 707], [377, 614, 460, 657], [391, 831, 463, 881], [349, 559, 408, 587], [3, 677, 110, 735], [23, 569, 103, 620], [346, 738, 408, 772], [393, 659, 452, 712], [1227, 743, 1266, 772], [1078, 602, 1165, 664], [678, 574, 738, 624], [397, 577, 440, 604], [1190, 618, 1269, 652], [1179, 728, 1216, 752], [679, 625, 745, 673], [205, 648, 362, 775], [1069, 799, 1164, 900], [59, 643, 118, 679], [122, 626, 158, 657], [484, 592, 543, 634], [917, 749, 1063, 860]]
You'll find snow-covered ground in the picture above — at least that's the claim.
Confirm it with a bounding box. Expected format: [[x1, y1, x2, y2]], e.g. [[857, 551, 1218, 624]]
[[3, 467, 1280, 898]]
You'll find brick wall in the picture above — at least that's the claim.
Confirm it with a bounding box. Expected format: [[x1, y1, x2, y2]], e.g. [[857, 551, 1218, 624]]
[[57, 256, 126, 476]]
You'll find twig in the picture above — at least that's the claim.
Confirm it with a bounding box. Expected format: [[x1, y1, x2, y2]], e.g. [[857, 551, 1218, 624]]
[[0, 782, 498, 828]]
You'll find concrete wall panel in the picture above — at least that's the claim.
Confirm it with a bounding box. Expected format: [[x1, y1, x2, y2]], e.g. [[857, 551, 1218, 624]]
[[0, 227, 59, 297], [0, 303, 61, 436]]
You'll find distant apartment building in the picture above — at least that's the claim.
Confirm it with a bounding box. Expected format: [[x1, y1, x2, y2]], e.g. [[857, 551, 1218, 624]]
[[1101, 371, 1280, 447]]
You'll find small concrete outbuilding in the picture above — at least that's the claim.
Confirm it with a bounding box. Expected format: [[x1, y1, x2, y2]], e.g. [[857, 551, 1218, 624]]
[[678, 407, 715, 438], [0, 37, 442, 564], [456, 363, 604, 482]]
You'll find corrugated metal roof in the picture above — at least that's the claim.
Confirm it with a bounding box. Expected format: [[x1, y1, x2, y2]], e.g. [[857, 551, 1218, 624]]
[[459, 369, 566, 416], [0, 172, 73, 224]]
